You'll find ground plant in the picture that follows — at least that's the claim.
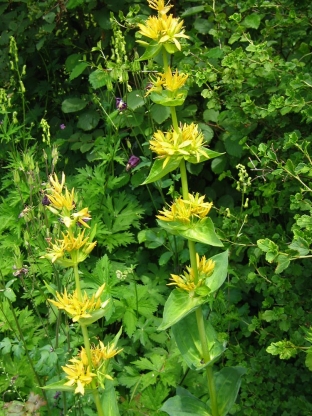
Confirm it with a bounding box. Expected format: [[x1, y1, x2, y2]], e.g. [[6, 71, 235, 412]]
[[1, 0, 312, 415]]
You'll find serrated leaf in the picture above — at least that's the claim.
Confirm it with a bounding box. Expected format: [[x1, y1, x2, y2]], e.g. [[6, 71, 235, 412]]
[[62, 98, 87, 113], [126, 90, 145, 110], [89, 69, 108, 89], [242, 13, 262, 29]]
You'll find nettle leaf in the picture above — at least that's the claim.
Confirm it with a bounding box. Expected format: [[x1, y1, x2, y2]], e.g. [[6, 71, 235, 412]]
[[89, 69, 108, 89]]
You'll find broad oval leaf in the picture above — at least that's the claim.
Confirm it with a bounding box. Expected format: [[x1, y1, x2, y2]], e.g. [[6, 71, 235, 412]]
[[157, 217, 223, 247], [62, 98, 87, 113], [161, 394, 211, 416], [142, 158, 181, 184], [206, 250, 229, 293], [158, 289, 206, 331], [172, 312, 226, 371]]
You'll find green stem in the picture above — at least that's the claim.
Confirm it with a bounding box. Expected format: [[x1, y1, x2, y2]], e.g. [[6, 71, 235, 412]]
[[179, 159, 219, 416], [170, 107, 179, 132], [73, 264, 105, 416]]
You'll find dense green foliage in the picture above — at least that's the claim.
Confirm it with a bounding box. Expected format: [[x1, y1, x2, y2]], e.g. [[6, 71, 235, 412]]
[[1, 0, 312, 415]]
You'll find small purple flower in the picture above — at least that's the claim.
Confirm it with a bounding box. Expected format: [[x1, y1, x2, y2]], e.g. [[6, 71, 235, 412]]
[[116, 98, 127, 111], [42, 195, 51, 206], [126, 155, 140, 171], [60, 123, 66, 130]]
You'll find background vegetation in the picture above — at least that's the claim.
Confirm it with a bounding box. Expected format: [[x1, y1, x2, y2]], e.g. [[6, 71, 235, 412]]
[[1, 0, 312, 414]]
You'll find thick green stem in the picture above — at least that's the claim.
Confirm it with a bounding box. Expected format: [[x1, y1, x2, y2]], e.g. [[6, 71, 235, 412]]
[[73, 264, 105, 416], [179, 159, 219, 416]]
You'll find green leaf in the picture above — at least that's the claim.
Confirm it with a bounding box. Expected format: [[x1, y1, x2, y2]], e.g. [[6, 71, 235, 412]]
[[79, 300, 110, 325], [158, 289, 207, 331], [242, 13, 262, 29], [211, 157, 227, 174], [126, 90, 145, 110], [157, 217, 223, 247], [4, 287, 16, 302], [142, 158, 181, 184], [138, 42, 163, 60], [62, 98, 87, 113], [69, 62, 89, 81], [172, 312, 226, 371], [181, 6, 205, 17], [100, 379, 120, 416], [214, 367, 246, 416], [266, 340, 298, 360], [150, 89, 188, 107], [66, 0, 84, 9], [305, 350, 312, 371], [77, 110, 100, 131], [206, 251, 229, 293], [89, 69, 108, 89], [275, 254, 290, 274], [151, 104, 171, 124], [161, 394, 211, 415]]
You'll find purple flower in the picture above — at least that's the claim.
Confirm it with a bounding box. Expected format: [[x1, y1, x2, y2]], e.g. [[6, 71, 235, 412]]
[[42, 195, 51, 206], [116, 98, 127, 111], [126, 155, 140, 171], [60, 124, 66, 130]]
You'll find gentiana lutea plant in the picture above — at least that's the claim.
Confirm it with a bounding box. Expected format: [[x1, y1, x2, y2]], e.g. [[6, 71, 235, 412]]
[[41, 172, 122, 416], [138, 1, 245, 415]]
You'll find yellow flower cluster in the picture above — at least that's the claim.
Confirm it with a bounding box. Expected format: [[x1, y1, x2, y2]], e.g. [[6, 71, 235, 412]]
[[169, 253, 215, 293], [49, 284, 108, 322], [45, 173, 92, 229], [150, 123, 209, 168], [157, 193, 213, 223], [42, 173, 96, 267], [137, 0, 189, 52], [146, 67, 188, 96], [62, 339, 123, 395]]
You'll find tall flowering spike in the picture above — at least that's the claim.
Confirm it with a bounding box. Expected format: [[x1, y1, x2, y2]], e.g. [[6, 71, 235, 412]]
[[150, 123, 209, 168], [157, 193, 213, 223]]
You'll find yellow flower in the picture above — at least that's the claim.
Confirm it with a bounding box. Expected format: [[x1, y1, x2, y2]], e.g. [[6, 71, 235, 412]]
[[42, 239, 66, 263], [49, 172, 65, 194], [137, 13, 189, 52], [72, 207, 92, 228], [49, 284, 107, 322], [149, 123, 208, 168], [80, 340, 123, 369], [146, 67, 188, 97], [157, 193, 213, 223], [62, 357, 96, 395], [168, 254, 215, 293], [148, 0, 172, 15], [47, 187, 75, 212]]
